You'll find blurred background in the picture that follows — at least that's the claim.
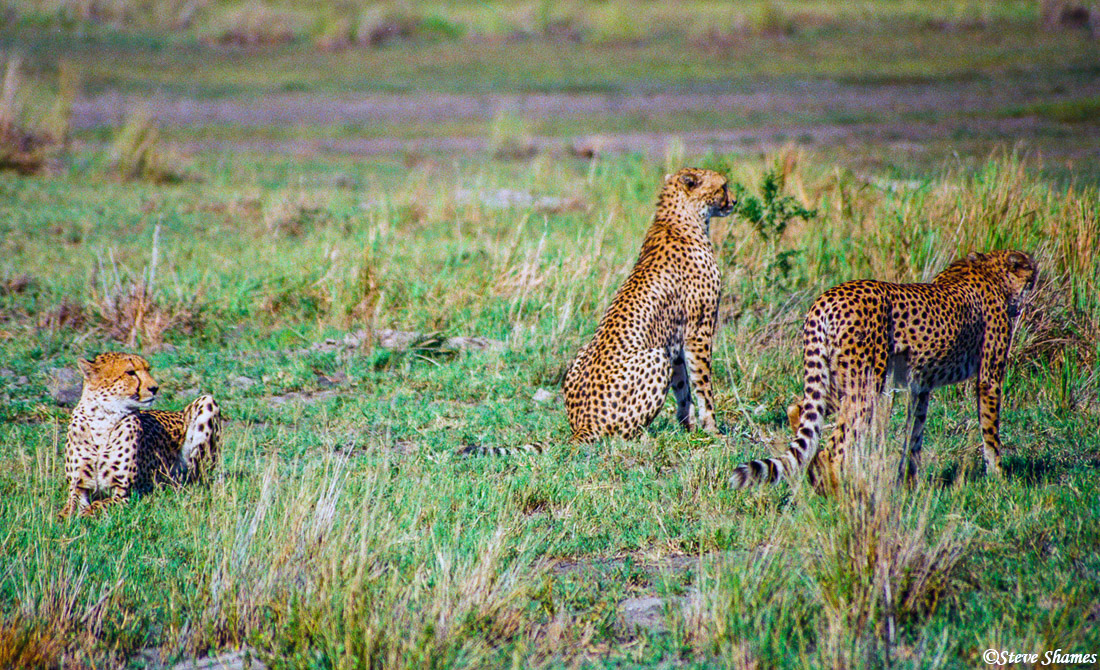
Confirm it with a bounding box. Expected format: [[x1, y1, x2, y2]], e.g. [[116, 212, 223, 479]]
[[3, 0, 1099, 182]]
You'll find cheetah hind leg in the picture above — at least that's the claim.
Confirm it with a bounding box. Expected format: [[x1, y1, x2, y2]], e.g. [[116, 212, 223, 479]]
[[898, 390, 930, 483], [809, 382, 877, 494], [670, 348, 693, 430], [615, 347, 674, 437], [180, 395, 223, 481], [787, 400, 803, 433]]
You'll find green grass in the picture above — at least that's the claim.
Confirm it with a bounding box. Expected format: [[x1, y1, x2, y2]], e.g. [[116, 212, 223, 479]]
[[1004, 96, 1100, 124], [1, 147, 1098, 667], [4, 24, 1095, 99], [0, 0, 1051, 39], [1, 2, 1099, 664]]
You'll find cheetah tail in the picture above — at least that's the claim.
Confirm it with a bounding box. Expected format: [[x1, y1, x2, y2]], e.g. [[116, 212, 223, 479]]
[[456, 442, 544, 457], [727, 425, 821, 489], [729, 321, 829, 490]]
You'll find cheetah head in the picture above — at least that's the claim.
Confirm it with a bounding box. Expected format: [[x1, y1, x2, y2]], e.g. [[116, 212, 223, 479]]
[[966, 250, 1038, 316], [967, 250, 1038, 294], [1004, 250, 1038, 294], [77, 352, 159, 413], [665, 167, 734, 224]]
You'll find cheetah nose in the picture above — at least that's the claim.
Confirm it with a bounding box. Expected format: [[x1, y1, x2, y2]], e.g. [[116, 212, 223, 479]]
[[148, 385, 159, 395]]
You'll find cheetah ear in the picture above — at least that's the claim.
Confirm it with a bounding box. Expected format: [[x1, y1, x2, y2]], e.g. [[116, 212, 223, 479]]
[[77, 358, 95, 379], [966, 252, 981, 264], [1007, 251, 1032, 271], [679, 172, 699, 189]]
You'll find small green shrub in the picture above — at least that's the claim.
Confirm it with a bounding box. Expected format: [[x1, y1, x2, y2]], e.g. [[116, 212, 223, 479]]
[[726, 167, 818, 294]]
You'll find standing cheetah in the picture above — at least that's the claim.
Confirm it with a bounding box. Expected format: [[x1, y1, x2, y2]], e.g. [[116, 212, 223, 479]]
[[60, 352, 222, 517], [729, 250, 1037, 490], [563, 167, 733, 442]]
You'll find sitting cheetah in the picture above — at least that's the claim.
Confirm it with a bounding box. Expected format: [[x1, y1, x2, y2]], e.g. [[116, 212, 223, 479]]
[[729, 250, 1037, 490], [60, 352, 222, 517], [563, 167, 733, 442]]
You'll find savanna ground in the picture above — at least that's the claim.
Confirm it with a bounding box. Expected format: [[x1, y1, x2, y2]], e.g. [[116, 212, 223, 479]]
[[1, 1, 1099, 668]]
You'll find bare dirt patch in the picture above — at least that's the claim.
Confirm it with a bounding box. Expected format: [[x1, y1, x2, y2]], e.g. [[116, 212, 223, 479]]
[[67, 76, 1100, 167], [70, 76, 1100, 129]]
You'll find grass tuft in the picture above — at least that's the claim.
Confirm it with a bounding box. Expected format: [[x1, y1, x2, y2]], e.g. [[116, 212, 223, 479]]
[[90, 226, 204, 348], [263, 191, 328, 238], [487, 112, 537, 160], [108, 108, 195, 183], [203, 0, 307, 46], [356, 7, 465, 47], [0, 617, 67, 670], [0, 56, 65, 176]]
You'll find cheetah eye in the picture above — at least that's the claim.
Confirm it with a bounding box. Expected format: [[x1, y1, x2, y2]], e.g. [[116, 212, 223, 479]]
[[126, 370, 137, 376]]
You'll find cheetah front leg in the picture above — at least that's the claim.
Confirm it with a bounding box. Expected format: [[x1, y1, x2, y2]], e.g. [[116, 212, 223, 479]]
[[682, 333, 718, 433], [899, 390, 930, 483], [85, 488, 130, 516], [82, 415, 140, 516], [977, 340, 1009, 477], [60, 444, 100, 518], [84, 464, 136, 516], [59, 483, 91, 518]]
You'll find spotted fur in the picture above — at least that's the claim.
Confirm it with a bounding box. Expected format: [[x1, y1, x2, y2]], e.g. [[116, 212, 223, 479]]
[[730, 250, 1038, 490], [563, 167, 733, 442], [60, 352, 222, 518]]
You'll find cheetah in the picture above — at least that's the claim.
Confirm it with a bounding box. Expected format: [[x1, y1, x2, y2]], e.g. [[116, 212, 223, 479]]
[[60, 352, 222, 517], [729, 250, 1037, 490], [563, 167, 733, 442]]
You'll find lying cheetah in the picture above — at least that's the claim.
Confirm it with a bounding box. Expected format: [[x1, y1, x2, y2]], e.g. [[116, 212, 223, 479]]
[[730, 250, 1037, 490], [60, 352, 222, 517], [563, 167, 733, 442]]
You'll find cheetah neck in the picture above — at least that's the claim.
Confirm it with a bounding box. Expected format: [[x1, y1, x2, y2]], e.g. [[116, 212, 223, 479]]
[[71, 393, 136, 435], [654, 192, 709, 238]]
